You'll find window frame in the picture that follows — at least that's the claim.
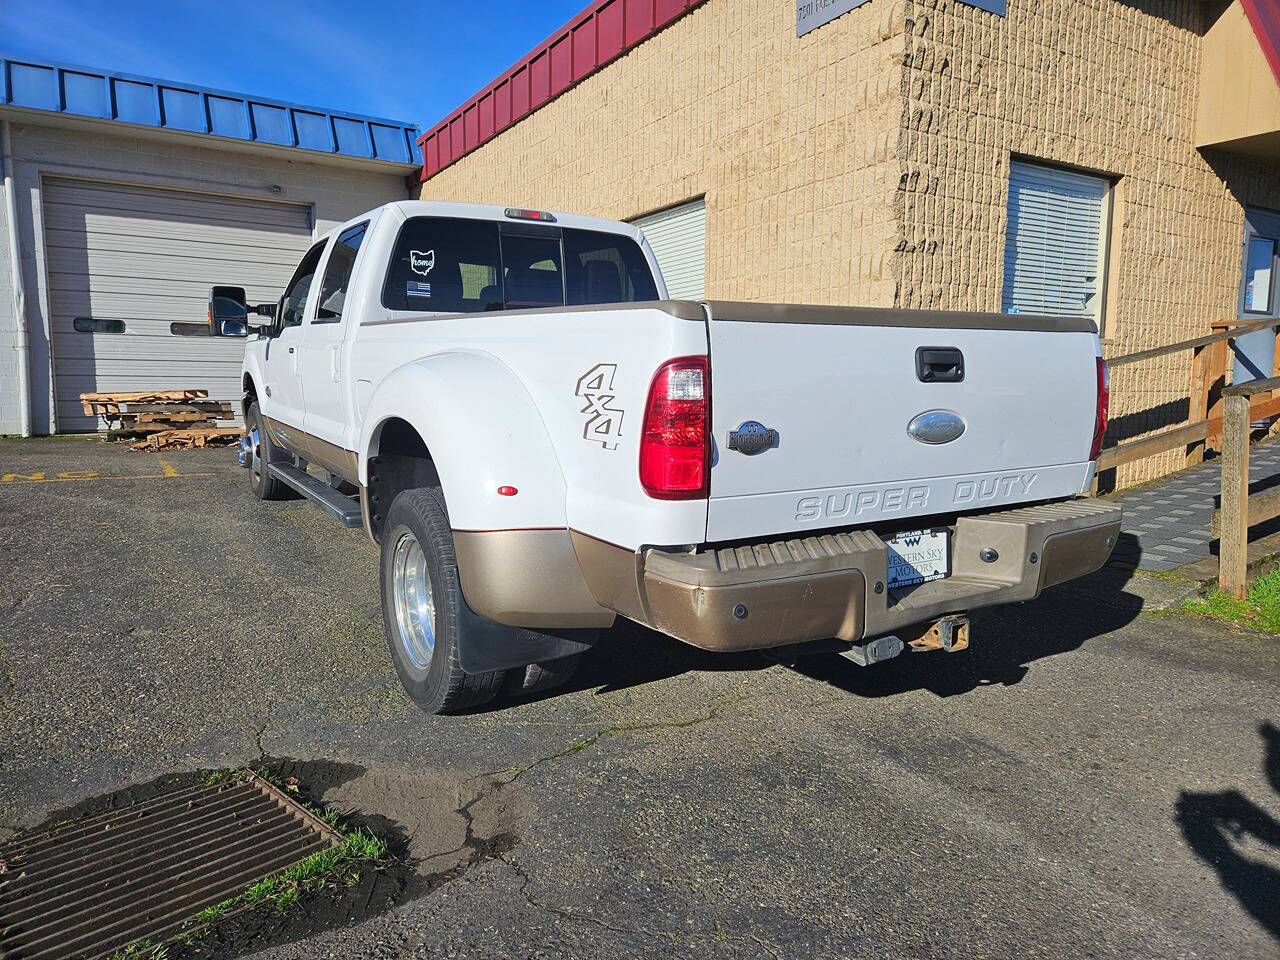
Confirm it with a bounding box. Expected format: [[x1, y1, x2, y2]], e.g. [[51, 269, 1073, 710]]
[[1001, 157, 1115, 335], [1241, 227, 1278, 318], [498, 224, 567, 310], [312, 220, 370, 325], [276, 239, 329, 331]]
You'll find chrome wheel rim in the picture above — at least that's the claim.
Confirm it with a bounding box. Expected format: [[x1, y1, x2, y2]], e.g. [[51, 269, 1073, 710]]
[[391, 530, 436, 669], [248, 423, 263, 482]]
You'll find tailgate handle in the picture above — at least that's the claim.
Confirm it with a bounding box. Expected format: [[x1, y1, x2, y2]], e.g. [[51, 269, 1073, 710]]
[[916, 347, 964, 383]]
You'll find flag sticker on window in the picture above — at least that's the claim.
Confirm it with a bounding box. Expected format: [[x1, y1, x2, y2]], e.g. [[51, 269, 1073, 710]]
[[406, 281, 432, 298]]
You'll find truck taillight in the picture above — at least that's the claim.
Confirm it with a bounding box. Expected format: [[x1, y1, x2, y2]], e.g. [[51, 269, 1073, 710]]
[[639, 356, 710, 500], [1090, 357, 1110, 462]]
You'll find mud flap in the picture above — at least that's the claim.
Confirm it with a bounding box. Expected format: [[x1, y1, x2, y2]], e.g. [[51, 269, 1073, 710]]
[[455, 594, 597, 673]]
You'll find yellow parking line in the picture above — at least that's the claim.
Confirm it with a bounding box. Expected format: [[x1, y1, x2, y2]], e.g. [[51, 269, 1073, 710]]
[[155, 454, 179, 477], [1, 472, 215, 484]]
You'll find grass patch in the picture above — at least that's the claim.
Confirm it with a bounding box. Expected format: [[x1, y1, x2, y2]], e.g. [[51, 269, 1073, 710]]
[[1181, 568, 1280, 633], [1136, 567, 1195, 583], [108, 942, 167, 960], [201, 769, 236, 787]]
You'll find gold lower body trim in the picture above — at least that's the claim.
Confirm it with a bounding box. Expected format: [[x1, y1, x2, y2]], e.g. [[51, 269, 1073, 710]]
[[453, 529, 616, 629], [260, 416, 358, 485]]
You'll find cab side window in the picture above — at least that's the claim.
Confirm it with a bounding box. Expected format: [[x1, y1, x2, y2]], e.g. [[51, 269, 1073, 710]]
[[315, 222, 369, 323], [279, 241, 327, 328]]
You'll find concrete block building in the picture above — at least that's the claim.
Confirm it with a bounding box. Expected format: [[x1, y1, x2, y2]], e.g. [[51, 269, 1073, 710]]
[[415, 0, 1280, 487], [0, 58, 417, 434]]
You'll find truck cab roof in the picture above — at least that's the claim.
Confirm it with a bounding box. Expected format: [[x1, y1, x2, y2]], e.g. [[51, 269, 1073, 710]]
[[381, 200, 649, 244]]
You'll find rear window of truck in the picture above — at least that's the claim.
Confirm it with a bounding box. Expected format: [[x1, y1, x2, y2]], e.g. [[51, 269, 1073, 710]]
[[381, 216, 659, 312]]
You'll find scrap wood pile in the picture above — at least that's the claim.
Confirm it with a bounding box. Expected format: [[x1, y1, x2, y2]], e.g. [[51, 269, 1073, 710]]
[[80, 390, 242, 451]]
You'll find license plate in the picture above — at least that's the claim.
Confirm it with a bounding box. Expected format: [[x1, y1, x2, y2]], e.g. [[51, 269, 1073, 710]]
[[886, 528, 950, 589]]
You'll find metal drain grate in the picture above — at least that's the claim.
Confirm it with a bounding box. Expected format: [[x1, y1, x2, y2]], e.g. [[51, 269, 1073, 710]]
[[0, 772, 341, 959]]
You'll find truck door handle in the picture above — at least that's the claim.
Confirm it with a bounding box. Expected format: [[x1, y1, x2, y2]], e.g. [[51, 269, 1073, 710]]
[[288, 346, 295, 354], [916, 347, 964, 383]]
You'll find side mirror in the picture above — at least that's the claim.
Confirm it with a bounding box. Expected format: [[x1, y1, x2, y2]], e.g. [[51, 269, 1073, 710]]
[[209, 285, 248, 337]]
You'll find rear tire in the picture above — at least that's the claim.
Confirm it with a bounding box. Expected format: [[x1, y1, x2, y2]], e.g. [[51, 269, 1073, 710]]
[[503, 650, 587, 698], [246, 402, 286, 501], [380, 486, 506, 714]]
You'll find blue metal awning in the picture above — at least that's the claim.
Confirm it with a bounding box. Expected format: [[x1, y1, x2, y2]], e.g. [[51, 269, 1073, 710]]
[[0, 55, 418, 165]]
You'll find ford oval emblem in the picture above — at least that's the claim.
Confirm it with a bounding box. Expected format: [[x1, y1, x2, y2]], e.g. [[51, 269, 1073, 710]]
[[907, 410, 966, 445]]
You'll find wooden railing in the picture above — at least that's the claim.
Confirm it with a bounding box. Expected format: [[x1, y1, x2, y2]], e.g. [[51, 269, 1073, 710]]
[[1095, 316, 1280, 475], [1214, 376, 1280, 597]]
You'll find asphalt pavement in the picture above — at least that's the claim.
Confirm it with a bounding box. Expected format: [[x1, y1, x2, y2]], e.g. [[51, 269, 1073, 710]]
[[1, 437, 1277, 959]]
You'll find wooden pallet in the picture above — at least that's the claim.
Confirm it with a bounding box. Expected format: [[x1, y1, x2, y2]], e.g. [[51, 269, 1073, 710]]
[[81, 389, 238, 449], [80, 390, 209, 416], [100, 401, 231, 415], [130, 427, 242, 451], [106, 421, 223, 440], [134, 411, 223, 424]]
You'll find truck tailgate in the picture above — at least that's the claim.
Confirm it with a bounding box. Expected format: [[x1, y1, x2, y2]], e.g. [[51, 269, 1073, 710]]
[[704, 302, 1100, 543]]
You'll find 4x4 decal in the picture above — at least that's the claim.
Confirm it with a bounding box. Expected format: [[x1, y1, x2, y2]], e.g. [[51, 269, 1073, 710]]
[[576, 363, 624, 450]]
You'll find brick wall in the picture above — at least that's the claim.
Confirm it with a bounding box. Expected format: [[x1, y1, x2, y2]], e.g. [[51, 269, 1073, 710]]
[[0, 120, 410, 434], [420, 0, 908, 307], [897, 0, 1280, 484]]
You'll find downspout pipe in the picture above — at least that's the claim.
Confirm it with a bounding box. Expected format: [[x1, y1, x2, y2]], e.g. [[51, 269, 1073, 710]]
[[1, 120, 31, 437]]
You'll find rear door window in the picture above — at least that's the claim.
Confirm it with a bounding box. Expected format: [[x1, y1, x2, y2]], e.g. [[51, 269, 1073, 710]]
[[382, 217, 502, 312], [279, 241, 327, 328], [315, 222, 368, 323]]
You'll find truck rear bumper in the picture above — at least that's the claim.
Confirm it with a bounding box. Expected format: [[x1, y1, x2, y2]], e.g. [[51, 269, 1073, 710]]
[[578, 499, 1122, 653]]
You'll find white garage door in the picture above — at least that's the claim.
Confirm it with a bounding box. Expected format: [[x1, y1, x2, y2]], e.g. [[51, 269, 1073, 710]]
[[632, 198, 705, 300], [44, 178, 314, 431]]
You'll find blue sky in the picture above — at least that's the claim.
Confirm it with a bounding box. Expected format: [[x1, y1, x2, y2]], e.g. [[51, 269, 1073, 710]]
[[2, 0, 588, 129]]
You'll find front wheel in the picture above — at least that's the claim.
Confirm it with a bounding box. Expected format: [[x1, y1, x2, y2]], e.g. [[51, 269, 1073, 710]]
[[380, 487, 506, 714], [245, 402, 286, 501]]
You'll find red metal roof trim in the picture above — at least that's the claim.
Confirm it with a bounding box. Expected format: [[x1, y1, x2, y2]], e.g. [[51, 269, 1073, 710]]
[[1241, 0, 1280, 89], [418, 0, 709, 182]]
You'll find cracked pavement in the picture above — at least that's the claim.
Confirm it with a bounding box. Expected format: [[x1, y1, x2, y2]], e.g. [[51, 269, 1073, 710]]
[[2, 437, 1279, 958]]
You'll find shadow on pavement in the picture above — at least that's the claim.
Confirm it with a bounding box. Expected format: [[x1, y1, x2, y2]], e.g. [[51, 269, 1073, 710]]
[[781, 566, 1144, 699], [1177, 722, 1280, 943], [532, 560, 1146, 705]]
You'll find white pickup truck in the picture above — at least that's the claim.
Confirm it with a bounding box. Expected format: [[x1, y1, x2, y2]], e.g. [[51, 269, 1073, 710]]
[[207, 200, 1121, 714]]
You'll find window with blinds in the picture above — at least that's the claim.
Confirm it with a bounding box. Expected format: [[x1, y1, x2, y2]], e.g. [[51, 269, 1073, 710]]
[[1001, 160, 1111, 331]]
